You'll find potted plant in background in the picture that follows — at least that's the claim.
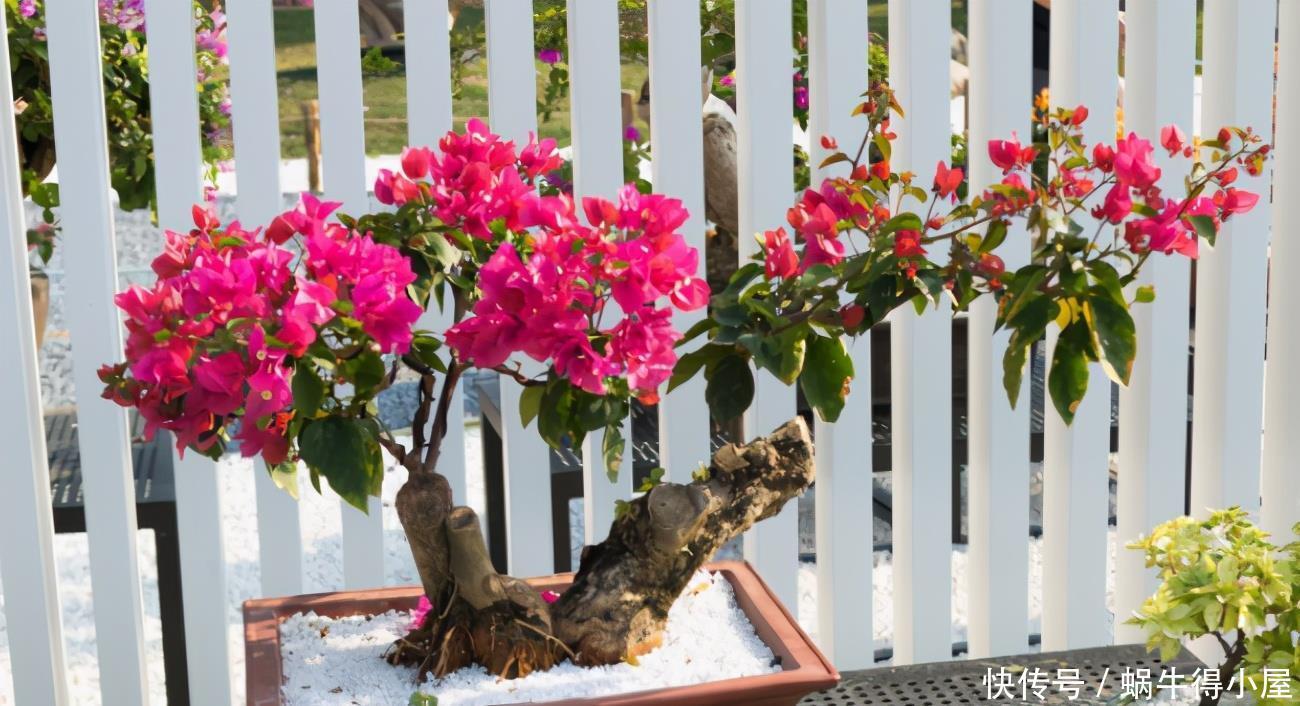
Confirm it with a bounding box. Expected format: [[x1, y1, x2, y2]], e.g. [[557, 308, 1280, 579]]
[[1125, 509, 1299, 705], [5, 0, 230, 348], [98, 80, 1262, 704]]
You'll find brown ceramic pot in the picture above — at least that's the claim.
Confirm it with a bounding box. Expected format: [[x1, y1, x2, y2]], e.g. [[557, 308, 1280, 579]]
[[244, 560, 838, 706]]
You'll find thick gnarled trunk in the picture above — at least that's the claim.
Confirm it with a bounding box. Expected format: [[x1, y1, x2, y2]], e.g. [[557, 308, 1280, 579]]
[[386, 417, 815, 677]]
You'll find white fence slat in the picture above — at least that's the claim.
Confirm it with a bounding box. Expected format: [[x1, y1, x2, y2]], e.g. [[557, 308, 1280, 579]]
[[647, 0, 711, 480], [314, 0, 385, 588], [403, 0, 468, 513], [1114, 0, 1196, 645], [735, 0, 799, 611], [566, 0, 633, 544], [1262, 0, 1300, 545], [0, 9, 70, 703], [806, 0, 872, 669], [484, 0, 553, 576], [965, 0, 1032, 660], [226, 0, 306, 598], [485, 0, 539, 146], [887, 0, 953, 666], [1041, 0, 1117, 652], [404, 0, 454, 146], [144, 1, 239, 701], [1190, 1, 1274, 518], [45, 2, 153, 702]]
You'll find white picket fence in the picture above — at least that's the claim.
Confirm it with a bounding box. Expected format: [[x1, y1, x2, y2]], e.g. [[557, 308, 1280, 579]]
[[0, 0, 1297, 703]]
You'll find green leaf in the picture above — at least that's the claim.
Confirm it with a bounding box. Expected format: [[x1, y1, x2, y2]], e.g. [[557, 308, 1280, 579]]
[[1134, 284, 1156, 304], [1047, 321, 1094, 424], [427, 232, 461, 269], [1085, 292, 1137, 386], [602, 422, 625, 483], [705, 354, 754, 422], [1187, 214, 1218, 246], [799, 335, 854, 422], [537, 381, 574, 448], [746, 329, 807, 385], [1001, 293, 1056, 407], [292, 365, 326, 417], [667, 344, 727, 393], [979, 219, 1008, 253], [266, 461, 300, 500], [677, 317, 718, 347], [877, 212, 923, 240], [408, 693, 438, 706], [298, 417, 384, 512], [409, 335, 448, 373], [518, 384, 544, 428]]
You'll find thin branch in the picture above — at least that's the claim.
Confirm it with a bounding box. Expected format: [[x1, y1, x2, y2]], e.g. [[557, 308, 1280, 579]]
[[411, 372, 436, 464], [377, 433, 409, 466], [491, 364, 543, 388], [423, 359, 467, 474]]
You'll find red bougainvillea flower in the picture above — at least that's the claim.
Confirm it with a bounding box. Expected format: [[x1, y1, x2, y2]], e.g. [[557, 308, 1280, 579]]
[[988, 134, 1037, 173], [763, 227, 799, 279], [1095, 184, 1133, 224], [933, 160, 963, 201], [1215, 187, 1260, 217], [1093, 143, 1116, 172]]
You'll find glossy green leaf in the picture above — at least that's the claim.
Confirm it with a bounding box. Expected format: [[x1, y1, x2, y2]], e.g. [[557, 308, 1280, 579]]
[[799, 335, 854, 422], [1047, 321, 1094, 424], [518, 384, 544, 428], [298, 417, 383, 512], [705, 354, 754, 422], [1187, 214, 1218, 246], [1085, 292, 1137, 386], [267, 461, 300, 500], [602, 422, 625, 483], [292, 364, 326, 417]]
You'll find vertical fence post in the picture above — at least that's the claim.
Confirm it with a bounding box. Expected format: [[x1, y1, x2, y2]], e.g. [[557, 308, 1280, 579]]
[[1115, 0, 1196, 645], [647, 1, 711, 479], [44, 1, 153, 702], [484, 0, 554, 577], [735, 0, 799, 610], [0, 8, 70, 704], [566, 0, 634, 544], [314, 0, 386, 589], [807, 0, 873, 669], [143, 1, 236, 700], [1041, 0, 1117, 652], [965, 0, 1032, 660], [1262, 0, 1300, 545], [403, 0, 469, 512], [887, 0, 954, 666], [227, 0, 307, 599], [1190, 1, 1274, 519]]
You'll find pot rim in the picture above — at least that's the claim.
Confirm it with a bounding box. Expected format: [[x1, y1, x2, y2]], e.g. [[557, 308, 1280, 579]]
[[244, 560, 839, 706]]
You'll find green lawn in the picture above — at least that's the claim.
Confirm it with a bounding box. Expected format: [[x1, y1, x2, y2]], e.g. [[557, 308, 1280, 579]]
[[273, 7, 647, 158]]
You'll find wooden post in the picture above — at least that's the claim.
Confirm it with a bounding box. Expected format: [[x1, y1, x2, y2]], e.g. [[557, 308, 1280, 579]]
[[303, 99, 322, 193]]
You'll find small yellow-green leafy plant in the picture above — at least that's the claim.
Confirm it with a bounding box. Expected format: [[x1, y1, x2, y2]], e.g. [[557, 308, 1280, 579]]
[[1128, 509, 1299, 705]]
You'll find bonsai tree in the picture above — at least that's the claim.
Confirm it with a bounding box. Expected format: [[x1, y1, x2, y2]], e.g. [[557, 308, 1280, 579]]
[[99, 82, 1262, 678], [1128, 510, 1299, 705], [7, 0, 230, 266]]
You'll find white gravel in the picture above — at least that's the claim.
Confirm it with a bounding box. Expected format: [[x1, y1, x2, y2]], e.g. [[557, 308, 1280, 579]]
[[279, 570, 778, 705]]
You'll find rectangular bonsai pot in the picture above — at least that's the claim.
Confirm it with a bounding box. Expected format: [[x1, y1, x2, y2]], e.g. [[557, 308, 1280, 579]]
[[244, 559, 839, 706]]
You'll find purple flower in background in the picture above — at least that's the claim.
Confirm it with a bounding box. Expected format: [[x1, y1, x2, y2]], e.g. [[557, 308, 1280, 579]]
[[196, 9, 229, 59], [538, 48, 562, 65], [18, 0, 36, 18], [624, 124, 641, 142], [794, 86, 809, 110], [719, 73, 735, 88]]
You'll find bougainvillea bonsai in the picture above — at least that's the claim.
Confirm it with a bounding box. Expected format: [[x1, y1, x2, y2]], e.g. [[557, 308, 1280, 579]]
[[1127, 510, 1299, 705], [99, 81, 1263, 678]]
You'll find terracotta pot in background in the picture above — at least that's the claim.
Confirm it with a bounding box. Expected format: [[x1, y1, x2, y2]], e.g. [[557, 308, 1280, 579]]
[[30, 271, 48, 351], [244, 560, 839, 706]]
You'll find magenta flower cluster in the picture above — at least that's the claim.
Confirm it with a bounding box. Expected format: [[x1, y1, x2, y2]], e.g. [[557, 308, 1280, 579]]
[[101, 197, 422, 464]]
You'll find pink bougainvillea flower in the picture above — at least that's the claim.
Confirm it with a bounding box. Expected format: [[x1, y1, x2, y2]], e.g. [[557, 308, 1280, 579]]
[[400, 146, 433, 180], [1069, 105, 1089, 126], [540, 590, 560, 605], [1160, 124, 1187, 157], [1113, 133, 1162, 189], [624, 124, 641, 142], [409, 596, 434, 630], [1092, 143, 1116, 172], [1096, 184, 1132, 224], [1214, 187, 1259, 217], [802, 230, 845, 271]]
